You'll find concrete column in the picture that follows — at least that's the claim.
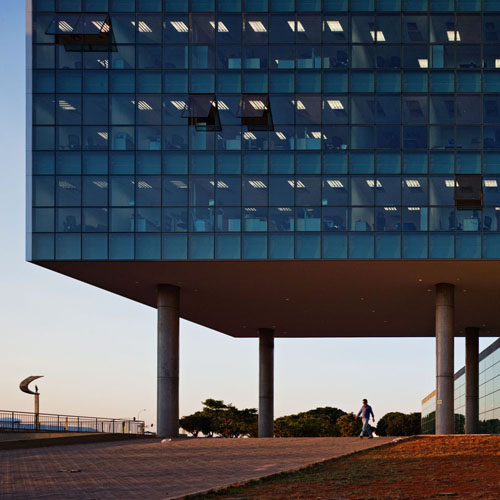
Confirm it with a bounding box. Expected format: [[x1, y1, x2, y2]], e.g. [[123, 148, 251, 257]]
[[157, 284, 180, 438], [259, 328, 274, 438], [465, 327, 479, 434], [435, 283, 455, 435]]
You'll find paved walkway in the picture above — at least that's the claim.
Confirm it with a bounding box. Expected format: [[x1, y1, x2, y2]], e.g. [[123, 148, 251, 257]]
[[0, 437, 394, 500]]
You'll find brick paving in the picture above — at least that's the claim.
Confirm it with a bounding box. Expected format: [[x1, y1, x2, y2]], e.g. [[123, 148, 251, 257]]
[[0, 437, 394, 500]]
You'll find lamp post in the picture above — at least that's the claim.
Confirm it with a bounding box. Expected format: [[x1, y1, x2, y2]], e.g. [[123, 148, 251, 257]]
[[19, 376, 43, 431], [137, 409, 146, 435]]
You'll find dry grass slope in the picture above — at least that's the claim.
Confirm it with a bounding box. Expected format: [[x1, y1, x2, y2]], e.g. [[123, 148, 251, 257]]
[[186, 436, 500, 500]]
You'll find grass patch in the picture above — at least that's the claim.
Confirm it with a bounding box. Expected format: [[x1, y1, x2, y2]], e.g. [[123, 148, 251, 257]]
[[184, 437, 500, 500], [184, 445, 406, 499]]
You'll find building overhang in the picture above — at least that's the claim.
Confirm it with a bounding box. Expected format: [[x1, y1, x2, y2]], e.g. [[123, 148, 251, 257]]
[[34, 260, 500, 339]]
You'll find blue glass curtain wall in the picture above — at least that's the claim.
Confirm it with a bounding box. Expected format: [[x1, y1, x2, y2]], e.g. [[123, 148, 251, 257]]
[[422, 342, 500, 434], [30, 4, 500, 260]]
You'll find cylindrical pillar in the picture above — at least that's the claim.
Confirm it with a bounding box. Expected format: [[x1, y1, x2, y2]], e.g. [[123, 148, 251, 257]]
[[259, 328, 274, 438], [465, 327, 479, 434], [157, 284, 180, 438], [435, 283, 455, 435]]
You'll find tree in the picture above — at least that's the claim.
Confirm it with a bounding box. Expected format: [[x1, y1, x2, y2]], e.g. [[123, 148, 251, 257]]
[[376, 412, 405, 436], [275, 415, 325, 437], [406, 412, 422, 435], [202, 398, 226, 411], [179, 412, 211, 437], [181, 399, 258, 438], [274, 407, 346, 437], [337, 413, 362, 437], [233, 407, 258, 437], [305, 407, 346, 425], [182, 401, 424, 439], [376, 412, 422, 436]]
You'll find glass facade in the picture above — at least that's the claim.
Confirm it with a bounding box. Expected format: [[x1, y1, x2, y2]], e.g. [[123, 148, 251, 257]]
[[27, 0, 500, 261], [421, 338, 500, 434], [421, 389, 437, 434]]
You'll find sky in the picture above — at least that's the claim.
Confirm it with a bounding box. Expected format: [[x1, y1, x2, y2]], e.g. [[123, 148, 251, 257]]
[[0, 1, 496, 430]]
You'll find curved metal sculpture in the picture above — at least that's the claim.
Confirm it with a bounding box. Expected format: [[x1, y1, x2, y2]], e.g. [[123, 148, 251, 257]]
[[20, 375, 43, 395], [20, 376, 44, 431]]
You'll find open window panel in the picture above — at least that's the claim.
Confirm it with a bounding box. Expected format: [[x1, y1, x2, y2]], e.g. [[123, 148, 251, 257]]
[[183, 95, 222, 132], [455, 174, 483, 209], [46, 14, 116, 52], [238, 95, 274, 131]]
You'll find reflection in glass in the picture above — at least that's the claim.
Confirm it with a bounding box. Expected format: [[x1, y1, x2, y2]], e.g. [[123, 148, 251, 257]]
[[350, 207, 374, 231]]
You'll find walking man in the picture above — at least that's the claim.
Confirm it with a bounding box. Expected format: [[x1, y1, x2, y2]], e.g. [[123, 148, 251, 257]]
[[356, 398, 375, 438]]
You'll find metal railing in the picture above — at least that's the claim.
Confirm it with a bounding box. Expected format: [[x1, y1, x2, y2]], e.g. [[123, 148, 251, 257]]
[[0, 410, 145, 435]]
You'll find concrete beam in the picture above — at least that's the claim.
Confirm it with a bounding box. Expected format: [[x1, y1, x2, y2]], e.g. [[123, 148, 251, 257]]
[[465, 327, 479, 434], [157, 284, 180, 438], [435, 283, 455, 435], [259, 328, 274, 438]]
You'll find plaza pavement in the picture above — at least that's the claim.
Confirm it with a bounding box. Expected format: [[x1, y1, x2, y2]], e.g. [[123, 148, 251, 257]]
[[0, 436, 394, 500]]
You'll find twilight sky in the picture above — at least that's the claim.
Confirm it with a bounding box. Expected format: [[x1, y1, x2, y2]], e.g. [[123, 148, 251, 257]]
[[0, 1, 496, 429]]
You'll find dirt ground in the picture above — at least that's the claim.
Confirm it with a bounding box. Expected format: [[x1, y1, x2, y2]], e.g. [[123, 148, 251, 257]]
[[193, 436, 500, 500]]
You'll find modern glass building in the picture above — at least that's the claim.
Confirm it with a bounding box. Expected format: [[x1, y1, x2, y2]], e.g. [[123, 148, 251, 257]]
[[422, 337, 500, 434], [27, 0, 500, 437]]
